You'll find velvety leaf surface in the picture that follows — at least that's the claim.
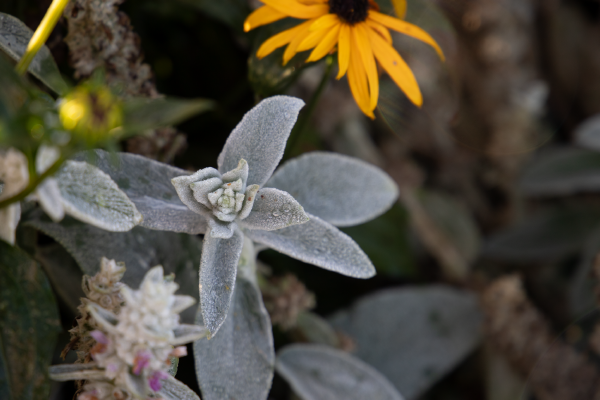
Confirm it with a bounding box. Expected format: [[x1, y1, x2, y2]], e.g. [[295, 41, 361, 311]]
[[200, 228, 244, 335], [72, 150, 207, 234], [483, 205, 600, 262], [240, 188, 309, 231], [574, 114, 600, 152], [217, 96, 304, 187], [519, 147, 600, 196], [246, 213, 375, 278], [329, 286, 482, 400], [0, 241, 61, 400], [122, 97, 213, 136], [158, 375, 200, 400], [56, 161, 143, 232], [276, 344, 404, 400], [194, 238, 275, 400], [0, 13, 68, 94], [267, 152, 398, 227], [26, 216, 202, 323]]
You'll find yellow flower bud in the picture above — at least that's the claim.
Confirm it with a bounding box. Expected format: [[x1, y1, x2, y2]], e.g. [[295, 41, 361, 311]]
[[59, 84, 123, 142]]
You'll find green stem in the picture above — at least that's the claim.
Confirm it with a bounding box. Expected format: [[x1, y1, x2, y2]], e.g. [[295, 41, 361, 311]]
[[15, 0, 70, 75], [0, 157, 65, 209], [283, 56, 334, 160]]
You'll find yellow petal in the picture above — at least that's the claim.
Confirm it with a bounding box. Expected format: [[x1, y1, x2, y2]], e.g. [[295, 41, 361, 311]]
[[298, 0, 327, 4], [368, 10, 445, 61], [391, 0, 407, 19], [336, 24, 351, 79], [367, 26, 422, 107], [260, 0, 328, 19], [310, 13, 339, 31], [244, 6, 287, 32], [353, 23, 379, 111], [282, 20, 315, 64], [347, 44, 374, 118], [297, 24, 332, 52], [257, 23, 309, 59], [307, 24, 341, 62], [366, 19, 392, 44]]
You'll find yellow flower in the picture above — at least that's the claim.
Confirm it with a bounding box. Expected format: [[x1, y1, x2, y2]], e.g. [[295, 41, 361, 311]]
[[59, 83, 123, 143], [244, 0, 445, 118]]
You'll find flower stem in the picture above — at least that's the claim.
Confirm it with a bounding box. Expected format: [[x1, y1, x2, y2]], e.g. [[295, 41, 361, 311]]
[[15, 0, 70, 75], [0, 156, 65, 209], [283, 56, 334, 160]]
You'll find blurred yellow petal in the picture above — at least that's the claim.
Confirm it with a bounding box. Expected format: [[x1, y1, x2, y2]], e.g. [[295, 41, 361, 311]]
[[244, 6, 287, 32], [353, 23, 379, 111], [282, 20, 315, 64], [368, 10, 445, 61], [336, 24, 351, 79], [261, 0, 328, 19], [310, 13, 339, 31], [297, 25, 332, 52], [298, 0, 327, 4], [307, 24, 341, 62], [348, 46, 374, 118], [366, 19, 392, 44], [391, 0, 407, 19], [367, 26, 422, 107], [257, 22, 310, 59]]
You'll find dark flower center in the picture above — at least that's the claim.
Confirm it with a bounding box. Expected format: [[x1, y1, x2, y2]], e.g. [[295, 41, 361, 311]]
[[328, 0, 370, 24]]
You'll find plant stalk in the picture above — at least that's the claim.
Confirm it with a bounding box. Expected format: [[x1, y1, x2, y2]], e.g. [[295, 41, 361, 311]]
[[15, 0, 70, 75]]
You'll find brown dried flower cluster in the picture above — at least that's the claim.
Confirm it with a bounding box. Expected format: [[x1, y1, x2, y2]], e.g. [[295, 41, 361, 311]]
[[261, 273, 316, 330]]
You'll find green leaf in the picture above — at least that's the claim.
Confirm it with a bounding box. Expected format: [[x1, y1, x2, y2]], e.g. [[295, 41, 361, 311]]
[[341, 204, 415, 278], [248, 20, 314, 98], [193, 237, 275, 400], [175, 0, 250, 30], [0, 13, 69, 95], [484, 204, 600, 262], [520, 147, 600, 196], [0, 240, 61, 400], [56, 161, 143, 232], [122, 97, 214, 136], [329, 286, 482, 400], [25, 216, 202, 323]]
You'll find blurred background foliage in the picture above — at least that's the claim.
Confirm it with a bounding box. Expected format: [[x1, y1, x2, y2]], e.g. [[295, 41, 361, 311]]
[[3, 0, 600, 399]]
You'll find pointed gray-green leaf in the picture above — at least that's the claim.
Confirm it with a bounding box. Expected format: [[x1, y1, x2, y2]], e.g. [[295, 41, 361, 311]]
[[329, 286, 482, 399], [295, 312, 341, 348], [172, 295, 197, 315], [276, 344, 404, 400], [72, 150, 208, 234], [217, 96, 304, 186], [200, 227, 244, 336], [171, 324, 209, 346], [519, 147, 600, 196], [122, 97, 213, 136], [575, 114, 600, 151], [267, 152, 398, 227], [246, 213, 375, 278], [208, 218, 235, 239], [49, 363, 105, 381], [0, 13, 68, 94], [158, 375, 201, 400], [483, 205, 600, 262], [194, 237, 275, 400], [240, 188, 309, 231], [0, 241, 61, 400], [56, 160, 143, 231], [25, 216, 202, 323], [36, 178, 64, 222], [172, 167, 221, 215]]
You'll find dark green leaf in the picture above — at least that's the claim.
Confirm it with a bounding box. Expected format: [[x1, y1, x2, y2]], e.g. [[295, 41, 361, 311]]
[[484, 205, 600, 262], [0, 240, 61, 400], [175, 0, 250, 30], [122, 97, 214, 136], [25, 216, 202, 323], [0, 13, 69, 95], [341, 204, 415, 277], [329, 286, 481, 399]]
